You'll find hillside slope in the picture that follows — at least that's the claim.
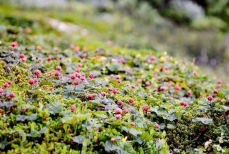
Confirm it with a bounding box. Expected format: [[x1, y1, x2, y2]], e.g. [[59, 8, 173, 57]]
[[0, 3, 229, 154]]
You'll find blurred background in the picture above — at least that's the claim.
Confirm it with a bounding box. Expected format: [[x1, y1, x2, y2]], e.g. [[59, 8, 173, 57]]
[[1, 0, 229, 82]]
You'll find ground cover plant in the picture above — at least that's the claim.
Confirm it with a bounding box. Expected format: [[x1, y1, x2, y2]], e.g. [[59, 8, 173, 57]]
[[1, 3, 229, 154]]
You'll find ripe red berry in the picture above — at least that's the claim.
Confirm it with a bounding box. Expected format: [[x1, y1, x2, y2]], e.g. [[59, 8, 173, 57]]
[[48, 56, 52, 61], [217, 84, 221, 88], [180, 101, 184, 106], [187, 90, 192, 95], [117, 100, 123, 105], [0, 89, 4, 94], [164, 66, 169, 71], [37, 46, 42, 50], [213, 89, 218, 94], [70, 74, 76, 79], [143, 105, 149, 111], [56, 66, 61, 70], [137, 79, 141, 83], [28, 79, 35, 84], [151, 56, 156, 61], [71, 105, 76, 111], [112, 89, 117, 94], [145, 81, 150, 86], [130, 122, 135, 126], [124, 109, 128, 114], [117, 79, 121, 83], [89, 74, 95, 79], [7, 80, 12, 85], [218, 80, 222, 84], [88, 94, 93, 99], [115, 75, 120, 79], [22, 107, 26, 112], [11, 41, 18, 47], [80, 77, 85, 81], [183, 102, 188, 107], [20, 54, 25, 58], [116, 114, 122, 119], [75, 68, 80, 72], [175, 86, 180, 91], [101, 92, 106, 97], [74, 81, 80, 85], [115, 108, 122, 114], [3, 83, 9, 88], [129, 98, 134, 103], [43, 85, 47, 89], [49, 87, 54, 91], [54, 71, 60, 76], [154, 123, 159, 128], [160, 86, 165, 91], [92, 94, 97, 98], [38, 58, 42, 62], [193, 71, 197, 76], [207, 96, 213, 101], [111, 138, 115, 142], [78, 63, 83, 67], [33, 69, 41, 76], [131, 85, 135, 89], [108, 87, 113, 91], [9, 93, 15, 98]]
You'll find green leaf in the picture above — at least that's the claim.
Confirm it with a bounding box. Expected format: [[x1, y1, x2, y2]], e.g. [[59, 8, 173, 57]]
[[0, 141, 8, 149], [220, 125, 229, 134], [129, 128, 142, 136], [192, 117, 213, 124], [103, 140, 120, 152], [167, 124, 176, 129], [72, 135, 85, 144]]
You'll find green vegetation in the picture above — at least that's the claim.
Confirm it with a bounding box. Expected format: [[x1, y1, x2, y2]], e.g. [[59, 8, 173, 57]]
[[0, 1, 229, 153]]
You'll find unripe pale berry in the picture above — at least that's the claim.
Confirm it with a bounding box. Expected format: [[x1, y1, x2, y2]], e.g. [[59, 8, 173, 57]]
[[22, 107, 26, 112], [0, 89, 4, 94], [111, 138, 115, 142]]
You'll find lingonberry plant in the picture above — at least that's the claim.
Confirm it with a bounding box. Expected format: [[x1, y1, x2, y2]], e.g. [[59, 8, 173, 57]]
[[0, 9, 229, 154]]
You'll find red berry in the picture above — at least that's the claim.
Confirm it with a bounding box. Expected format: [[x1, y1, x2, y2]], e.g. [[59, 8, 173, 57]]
[[108, 87, 113, 91], [129, 98, 134, 103], [80, 77, 85, 81], [43, 85, 47, 89], [38, 58, 42, 62], [154, 123, 159, 128], [75, 68, 80, 72], [164, 66, 169, 71], [92, 94, 97, 98], [180, 101, 184, 106], [112, 89, 117, 94], [117, 100, 123, 105], [151, 56, 156, 61], [183, 102, 188, 107], [71, 105, 76, 111], [137, 79, 141, 83], [11, 41, 18, 47], [187, 91, 192, 95], [78, 63, 83, 67], [207, 96, 213, 101], [48, 56, 52, 61], [55, 72, 60, 76], [0, 89, 4, 94], [22, 107, 26, 112], [9, 93, 15, 98], [124, 109, 128, 114], [111, 138, 115, 142], [130, 122, 135, 126], [117, 79, 121, 83], [145, 81, 150, 86], [218, 80, 222, 84], [74, 81, 80, 85], [28, 79, 35, 84], [193, 71, 197, 76], [37, 46, 42, 50], [115, 108, 122, 114], [70, 74, 76, 79], [213, 89, 218, 94], [20, 54, 25, 58], [89, 74, 95, 79], [175, 86, 180, 91], [143, 105, 149, 111], [217, 84, 221, 88], [33, 69, 41, 76], [116, 114, 122, 119], [7, 80, 12, 84], [115, 75, 120, 80], [88, 94, 93, 99], [3, 83, 9, 88], [131, 85, 135, 89], [49, 87, 54, 90], [56, 66, 61, 70], [101, 92, 106, 97], [160, 86, 165, 91]]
